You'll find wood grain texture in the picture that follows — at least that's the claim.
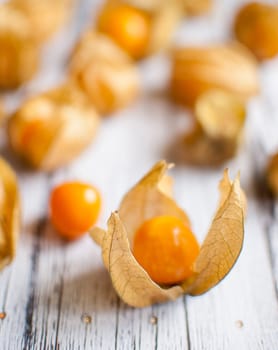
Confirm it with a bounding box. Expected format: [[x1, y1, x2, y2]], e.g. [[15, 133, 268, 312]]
[[0, 0, 278, 349]]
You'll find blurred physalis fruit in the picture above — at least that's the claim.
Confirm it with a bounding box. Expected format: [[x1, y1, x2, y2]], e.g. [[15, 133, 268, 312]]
[[0, 4, 39, 89], [70, 31, 140, 115], [97, 3, 151, 59], [50, 182, 101, 240], [0, 157, 20, 271], [184, 0, 212, 16], [234, 2, 278, 61], [170, 43, 259, 107], [267, 153, 278, 196], [97, 0, 182, 59], [180, 90, 246, 166], [133, 215, 200, 285], [10, 0, 73, 43], [8, 85, 100, 171], [90, 161, 245, 307]]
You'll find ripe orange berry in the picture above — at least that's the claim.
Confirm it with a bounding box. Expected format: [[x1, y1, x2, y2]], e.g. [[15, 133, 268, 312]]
[[97, 4, 151, 59], [133, 216, 199, 285], [49, 182, 101, 240]]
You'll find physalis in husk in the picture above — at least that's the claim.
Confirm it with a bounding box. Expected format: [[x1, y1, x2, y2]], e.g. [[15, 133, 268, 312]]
[[70, 31, 140, 115], [10, 0, 73, 44], [8, 85, 100, 171], [90, 161, 245, 307], [0, 3, 39, 89], [178, 89, 246, 166], [170, 43, 259, 107], [184, 0, 212, 16], [0, 158, 20, 271], [234, 2, 278, 61], [266, 152, 278, 197], [96, 0, 182, 60]]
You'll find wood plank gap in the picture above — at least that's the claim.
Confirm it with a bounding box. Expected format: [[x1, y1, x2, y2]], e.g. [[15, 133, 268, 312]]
[[54, 262, 66, 350], [153, 305, 158, 350], [22, 217, 47, 350], [183, 297, 191, 350], [114, 297, 120, 350], [265, 201, 278, 300], [252, 138, 278, 302], [1, 268, 13, 311]]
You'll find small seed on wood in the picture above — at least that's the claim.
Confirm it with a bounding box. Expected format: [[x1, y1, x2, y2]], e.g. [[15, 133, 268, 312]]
[[149, 316, 158, 325], [235, 320, 244, 328], [81, 313, 92, 324]]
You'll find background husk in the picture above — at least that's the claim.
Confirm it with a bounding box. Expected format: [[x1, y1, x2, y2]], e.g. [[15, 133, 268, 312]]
[[179, 90, 246, 166], [8, 85, 100, 171], [234, 2, 278, 61], [0, 158, 20, 271], [10, 0, 73, 43], [70, 31, 140, 115], [0, 4, 39, 89], [170, 43, 259, 107], [97, 0, 183, 58], [91, 161, 245, 307], [267, 153, 278, 196], [184, 0, 212, 15]]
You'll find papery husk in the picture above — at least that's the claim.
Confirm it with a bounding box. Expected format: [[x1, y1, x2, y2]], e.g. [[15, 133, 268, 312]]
[[0, 4, 39, 89], [10, 0, 73, 43], [90, 161, 245, 307], [266, 152, 278, 196], [182, 169, 245, 295], [70, 31, 140, 115], [97, 0, 182, 58], [8, 84, 100, 171], [184, 0, 212, 16], [170, 43, 259, 107], [0, 157, 20, 270], [234, 2, 278, 61], [178, 90, 246, 166]]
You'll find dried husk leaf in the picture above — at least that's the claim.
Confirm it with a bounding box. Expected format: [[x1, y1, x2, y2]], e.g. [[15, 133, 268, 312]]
[[70, 31, 140, 115], [234, 2, 278, 61], [10, 0, 73, 43], [170, 43, 259, 107], [0, 157, 20, 270], [90, 161, 245, 307], [0, 4, 39, 89], [8, 84, 100, 171], [182, 170, 245, 295], [184, 0, 212, 16], [97, 0, 182, 58], [178, 90, 246, 166], [266, 152, 278, 196]]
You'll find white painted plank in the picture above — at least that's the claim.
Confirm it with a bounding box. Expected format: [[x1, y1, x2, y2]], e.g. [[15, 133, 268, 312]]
[[0, 0, 278, 349]]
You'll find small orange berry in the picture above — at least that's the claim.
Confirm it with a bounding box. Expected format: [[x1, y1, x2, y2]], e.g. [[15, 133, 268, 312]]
[[133, 215, 199, 285], [97, 4, 151, 59], [49, 182, 101, 240]]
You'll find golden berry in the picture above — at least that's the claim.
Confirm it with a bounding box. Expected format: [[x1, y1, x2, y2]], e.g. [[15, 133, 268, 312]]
[[133, 215, 199, 285]]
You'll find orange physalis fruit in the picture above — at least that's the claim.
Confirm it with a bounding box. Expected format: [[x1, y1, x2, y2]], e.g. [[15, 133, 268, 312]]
[[50, 182, 101, 240], [133, 215, 200, 285], [97, 4, 151, 59]]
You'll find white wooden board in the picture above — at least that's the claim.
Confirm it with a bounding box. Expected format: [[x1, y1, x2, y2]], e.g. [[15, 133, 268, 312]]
[[0, 0, 278, 349]]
